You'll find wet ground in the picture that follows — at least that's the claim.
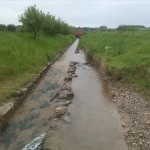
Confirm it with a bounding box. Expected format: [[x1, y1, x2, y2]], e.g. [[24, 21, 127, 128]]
[[0, 40, 79, 150], [43, 39, 128, 150], [0, 39, 128, 150]]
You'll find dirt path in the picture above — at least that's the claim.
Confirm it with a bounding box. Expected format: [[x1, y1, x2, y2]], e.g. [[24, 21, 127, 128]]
[[43, 39, 128, 150], [0, 39, 128, 150]]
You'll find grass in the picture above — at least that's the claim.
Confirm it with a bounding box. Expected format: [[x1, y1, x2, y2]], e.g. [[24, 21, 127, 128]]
[[81, 31, 150, 95], [0, 32, 75, 102]]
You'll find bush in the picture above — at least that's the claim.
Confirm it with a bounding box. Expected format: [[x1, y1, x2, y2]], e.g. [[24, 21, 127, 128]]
[[6, 24, 16, 32], [0, 24, 6, 31]]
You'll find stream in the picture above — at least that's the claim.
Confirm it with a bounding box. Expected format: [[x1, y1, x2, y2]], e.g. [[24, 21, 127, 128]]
[[0, 39, 128, 150]]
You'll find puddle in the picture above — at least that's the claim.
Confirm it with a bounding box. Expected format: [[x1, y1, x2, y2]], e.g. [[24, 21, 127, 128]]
[[43, 45, 128, 150]]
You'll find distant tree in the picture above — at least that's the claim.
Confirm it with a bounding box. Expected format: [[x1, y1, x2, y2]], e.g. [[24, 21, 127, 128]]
[[117, 25, 138, 31], [16, 25, 22, 32], [6, 24, 16, 32], [19, 5, 43, 39], [98, 25, 107, 31], [0, 24, 6, 31]]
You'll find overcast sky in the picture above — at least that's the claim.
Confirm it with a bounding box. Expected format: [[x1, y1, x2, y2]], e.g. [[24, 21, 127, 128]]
[[0, 0, 150, 28]]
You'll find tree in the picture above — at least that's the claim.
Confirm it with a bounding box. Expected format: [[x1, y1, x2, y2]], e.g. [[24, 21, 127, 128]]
[[19, 5, 43, 39], [98, 26, 107, 31], [42, 13, 57, 36], [117, 25, 138, 31], [0, 24, 6, 31], [6, 24, 16, 32], [42, 14, 72, 36]]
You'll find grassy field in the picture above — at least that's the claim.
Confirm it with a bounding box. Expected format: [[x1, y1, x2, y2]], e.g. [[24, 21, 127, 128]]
[[0, 32, 75, 102], [81, 31, 150, 94]]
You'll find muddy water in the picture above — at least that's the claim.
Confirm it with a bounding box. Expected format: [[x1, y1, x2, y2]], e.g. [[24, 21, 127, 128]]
[[0, 39, 79, 150], [43, 40, 128, 150]]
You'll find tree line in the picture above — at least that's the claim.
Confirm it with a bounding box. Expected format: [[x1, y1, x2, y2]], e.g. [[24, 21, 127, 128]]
[[77, 25, 146, 32], [19, 5, 73, 38], [0, 24, 20, 32], [0, 5, 73, 39]]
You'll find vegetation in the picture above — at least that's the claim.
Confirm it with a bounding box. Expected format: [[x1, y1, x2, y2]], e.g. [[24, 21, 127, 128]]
[[0, 5, 75, 102], [6, 24, 16, 32], [81, 31, 150, 94], [19, 5, 73, 39], [0, 32, 75, 101], [0, 24, 18, 32], [117, 25, 145, 31]]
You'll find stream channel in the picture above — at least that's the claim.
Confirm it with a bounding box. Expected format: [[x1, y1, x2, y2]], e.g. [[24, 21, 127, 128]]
[[0, 39, 128, 150]]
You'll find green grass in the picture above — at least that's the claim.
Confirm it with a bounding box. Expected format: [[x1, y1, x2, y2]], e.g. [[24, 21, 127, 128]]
[[0, 32, 75, 101], [81, 31, 150, 94]]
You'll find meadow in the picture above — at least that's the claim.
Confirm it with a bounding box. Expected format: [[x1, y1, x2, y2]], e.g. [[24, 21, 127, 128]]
[[81, 31, 150, 94], [0, 32, 74, 101]]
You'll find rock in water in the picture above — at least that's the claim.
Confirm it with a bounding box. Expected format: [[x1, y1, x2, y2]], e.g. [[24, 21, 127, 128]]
[[64, 73, 72, 81], [63, 115, 71, 123], [61, 84, 72, 91], [72, 73, 78, 77], [66, 90, 74, 97], [55, 106, 67, 117], [58, 91, 67, 99], [67, 68, 75, 73]]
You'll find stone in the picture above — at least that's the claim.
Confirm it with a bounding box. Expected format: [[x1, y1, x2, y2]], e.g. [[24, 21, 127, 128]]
[[58, 91, 68, 99], [63, 116, 71, 123], [67, 67, 76, 73], [75, 50, 79, 53], [20, 88, 28, 92], [25, 82, 32, 88], [69, 63, 77, 69], [56, 100, 71, 107], [70, 63, 77, 69], [61, 84, 72, 91], [70, 67, 75, 71], [65, 100, 72, 105], [54, 106, 67, 117], [16, 91, 22, 96], [0, 102, 14, 116], [70, 61, 79, 65], [64, 73, 72, 81], [72, 73, 78, 77], [66, 91, 74, 97], [58, 93, 67, 99]]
